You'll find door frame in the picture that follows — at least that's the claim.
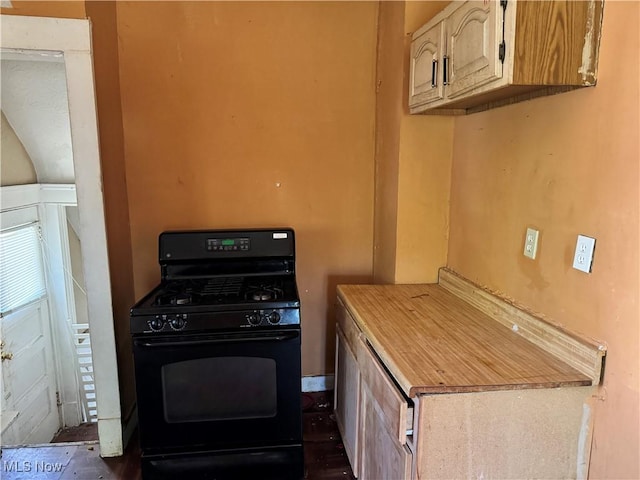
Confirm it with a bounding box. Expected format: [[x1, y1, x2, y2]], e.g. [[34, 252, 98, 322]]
[[1, 15, 123, 456]]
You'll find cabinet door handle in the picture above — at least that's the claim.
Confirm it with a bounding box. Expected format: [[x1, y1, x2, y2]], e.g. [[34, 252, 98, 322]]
[[431, 59, 438, 88], [443, 55, 449, 85]]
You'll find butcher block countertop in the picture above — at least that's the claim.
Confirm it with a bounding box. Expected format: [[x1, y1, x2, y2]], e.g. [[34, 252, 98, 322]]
[[337, 270, 605, 398]]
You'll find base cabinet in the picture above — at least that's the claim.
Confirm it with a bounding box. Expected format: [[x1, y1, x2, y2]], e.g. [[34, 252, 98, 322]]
[[412, 388, 595, 479], [334, 297, 596, 480], [334, 325, 360, 475], [359, 382, 411, 480], [335, 301, 413, 480]]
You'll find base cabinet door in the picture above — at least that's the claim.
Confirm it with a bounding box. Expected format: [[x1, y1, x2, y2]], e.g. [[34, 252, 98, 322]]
[[359, 382, 412, 480], [334, 325, 361, 476]]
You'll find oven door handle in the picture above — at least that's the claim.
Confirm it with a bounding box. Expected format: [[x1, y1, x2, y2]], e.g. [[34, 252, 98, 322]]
[[134, 331, 299, 348]]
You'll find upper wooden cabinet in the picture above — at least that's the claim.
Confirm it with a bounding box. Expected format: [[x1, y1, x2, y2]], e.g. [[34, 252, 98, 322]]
[[409, 0, 604, 115]]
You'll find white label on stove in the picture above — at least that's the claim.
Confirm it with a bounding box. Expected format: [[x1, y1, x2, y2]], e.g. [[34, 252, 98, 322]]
[[273, 232, 288, 239]]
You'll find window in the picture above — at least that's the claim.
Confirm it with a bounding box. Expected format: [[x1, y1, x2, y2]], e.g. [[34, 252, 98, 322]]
[[0, 222, 46, 315]]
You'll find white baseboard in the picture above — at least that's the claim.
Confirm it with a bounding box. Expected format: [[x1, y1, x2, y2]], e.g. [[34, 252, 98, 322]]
[[302, 375, 334, 393]]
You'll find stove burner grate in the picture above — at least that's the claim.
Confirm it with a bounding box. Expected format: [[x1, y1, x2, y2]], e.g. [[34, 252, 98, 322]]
[[154, 277, 245, 306], [245, 280, 284, 302], [155, 291, 194, 306], [152, 276, 292, 307], [196, 277, 245, 297], [172, 293, 192, 305]]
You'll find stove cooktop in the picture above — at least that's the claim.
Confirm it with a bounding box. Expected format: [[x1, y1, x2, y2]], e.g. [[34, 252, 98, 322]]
[[131, 275, 300, 315]]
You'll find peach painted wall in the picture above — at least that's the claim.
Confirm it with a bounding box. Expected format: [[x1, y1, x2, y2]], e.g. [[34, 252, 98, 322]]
[[447, 2, 639, 478], [373, 1, 453, 285], [396, 2, 453, 284], [373, 1, 404, 283], [0, 1, 85, 19], [116, 1, 378, 375]]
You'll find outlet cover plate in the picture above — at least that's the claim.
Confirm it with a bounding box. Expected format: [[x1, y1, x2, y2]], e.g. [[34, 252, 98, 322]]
[[572, 235, 596, 273], [523, 227, 539, 259]]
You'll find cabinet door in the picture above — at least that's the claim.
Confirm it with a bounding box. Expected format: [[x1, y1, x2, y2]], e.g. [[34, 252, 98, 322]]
[[359, 382, 412, 480], [334, 326, 361, 476], [445, 0, 503, 100], [409, 21, 445, 111]]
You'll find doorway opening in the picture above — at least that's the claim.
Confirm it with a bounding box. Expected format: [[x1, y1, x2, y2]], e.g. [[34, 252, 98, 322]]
[[0, 47, 97, 445], [0, 191, 97, 445], [1, 14, 122, 456]]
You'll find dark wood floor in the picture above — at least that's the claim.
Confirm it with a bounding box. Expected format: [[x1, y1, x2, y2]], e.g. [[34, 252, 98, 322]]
[[51, 423, 99, 443], [1, 391, 355, 480]]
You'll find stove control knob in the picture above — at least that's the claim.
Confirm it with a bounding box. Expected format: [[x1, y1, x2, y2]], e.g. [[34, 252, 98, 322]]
[[149, 316, 165, 331], [267, 311, 281, 325], [169, 316, 187, 331], [247, 312, 261, 326]]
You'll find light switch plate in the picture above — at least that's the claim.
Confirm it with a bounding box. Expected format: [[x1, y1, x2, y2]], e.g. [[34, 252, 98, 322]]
[[572, 235, 596, 273], [523, 228, 539, 259]]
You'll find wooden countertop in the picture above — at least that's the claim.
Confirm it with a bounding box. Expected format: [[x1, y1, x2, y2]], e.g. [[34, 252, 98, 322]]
[[337, 282, 594, 397]]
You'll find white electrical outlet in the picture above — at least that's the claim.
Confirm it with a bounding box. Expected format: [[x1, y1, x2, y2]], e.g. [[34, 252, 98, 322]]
[[523, 227, 539, 259], [572, 235, 596, 273]]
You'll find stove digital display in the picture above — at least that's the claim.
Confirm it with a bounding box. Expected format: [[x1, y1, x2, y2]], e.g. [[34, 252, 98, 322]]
[[207, 237, 250, 252]]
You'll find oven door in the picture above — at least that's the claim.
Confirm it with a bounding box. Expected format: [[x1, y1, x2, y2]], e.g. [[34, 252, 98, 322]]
[[132, 328, 302, 453]]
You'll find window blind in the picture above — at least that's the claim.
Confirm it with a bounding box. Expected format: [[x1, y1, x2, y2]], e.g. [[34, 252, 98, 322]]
[[0, 223, 46, 315]]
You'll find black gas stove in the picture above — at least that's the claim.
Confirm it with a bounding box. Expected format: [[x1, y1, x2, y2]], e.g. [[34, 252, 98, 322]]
[[130, 228, 303, 480]]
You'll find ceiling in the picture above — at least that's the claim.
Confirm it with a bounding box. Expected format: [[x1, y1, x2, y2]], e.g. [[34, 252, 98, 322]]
[[1, 51, 75, 183]]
